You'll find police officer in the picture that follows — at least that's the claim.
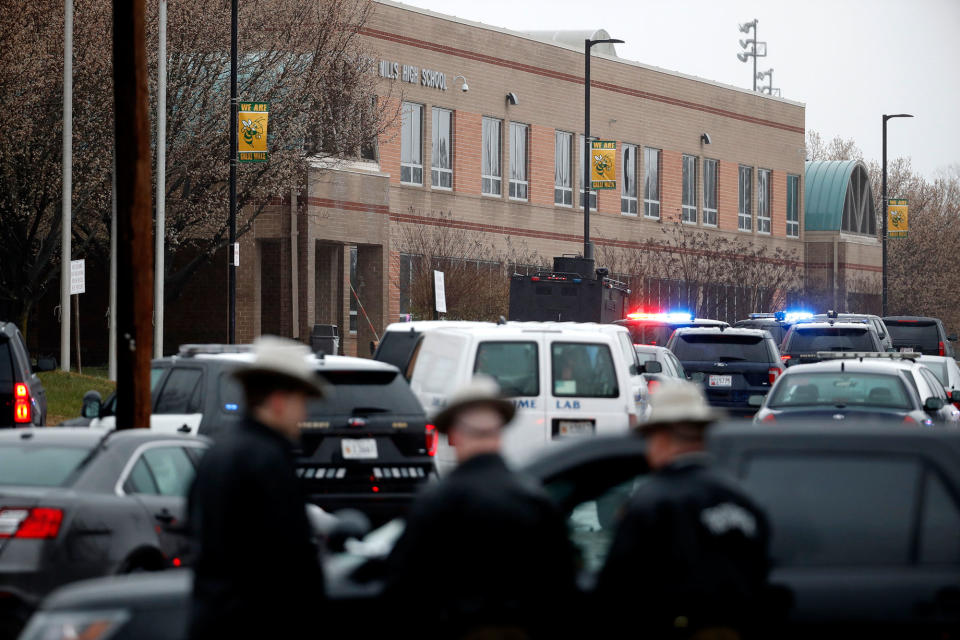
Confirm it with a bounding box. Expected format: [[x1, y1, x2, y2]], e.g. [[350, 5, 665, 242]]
[[385, 376, 578, 640], [594, 381, 770, 640], [188, 336, 325, 639]]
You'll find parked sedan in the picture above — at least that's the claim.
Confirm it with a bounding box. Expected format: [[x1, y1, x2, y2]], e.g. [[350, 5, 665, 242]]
[[0, 322, 47, 428], [751, 356, 958, 425], [0, 429, 205, 639], [632, 344, 687, 392], [24, 424, 960, 639]]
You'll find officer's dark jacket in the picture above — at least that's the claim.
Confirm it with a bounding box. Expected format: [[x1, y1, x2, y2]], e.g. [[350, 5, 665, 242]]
[[188, 418, 323, 639], [595, 454, 770, 635], [385, 453, 578, 639]]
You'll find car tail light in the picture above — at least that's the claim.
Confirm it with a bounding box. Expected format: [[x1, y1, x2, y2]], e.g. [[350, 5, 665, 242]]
[[768, 367, 781, 384], [761, 413, 776, 424], [647, 379, 660, 393], [13, 383, 30, 424], [939, 341, 945, 356], [424, 424, 438, 457], [902, 415, 917, 425], [0, 507, 63, 539]]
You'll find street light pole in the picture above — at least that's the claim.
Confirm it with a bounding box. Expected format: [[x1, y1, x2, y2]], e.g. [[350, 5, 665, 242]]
[[154, 0, 166, 357], [228, 0, 238, 344], [583, 37, 623, 261], [61, 0, 73, 372], [881, 113, 913, 317]]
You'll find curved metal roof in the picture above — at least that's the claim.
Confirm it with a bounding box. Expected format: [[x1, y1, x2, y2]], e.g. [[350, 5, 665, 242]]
[[521, 29, 620, 56], [804, 160, 876, 234]]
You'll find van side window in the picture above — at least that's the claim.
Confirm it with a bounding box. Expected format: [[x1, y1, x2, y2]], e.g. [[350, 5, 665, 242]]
[[552, 343, 619, 398], [474, 342, 538, 397]]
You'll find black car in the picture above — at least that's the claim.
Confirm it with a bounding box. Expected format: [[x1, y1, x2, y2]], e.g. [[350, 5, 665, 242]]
[[0, 323, 47, 428], [733, 311, 812, 344], [807, 312, 894, 351], [26, 424, 960, 639], [665, 327, 783, 415], [884, 316, 958, 357], [779, 320, 884, 366], [613, 313, 729, 347], [0, 428, 205, 639]]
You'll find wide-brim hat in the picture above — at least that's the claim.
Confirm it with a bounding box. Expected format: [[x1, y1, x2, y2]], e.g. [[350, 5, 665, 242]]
[[232, 335, 325, 397], [637, 380, 725, 434], [432, 375, 516, 434]]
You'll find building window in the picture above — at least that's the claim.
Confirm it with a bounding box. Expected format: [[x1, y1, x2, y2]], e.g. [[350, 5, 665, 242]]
[[621, 144, 638, 215], [703, 158, 718, 226], [738, 165, 753, 231], [349, 246, 358, 333], [643, 147, 661, 219], [509, 122, 528, 201], [578, 135, 597, 210], [555, 131, 573, 206], [431, 107, 452, 189], [757, 168, 772, 234], [400, 102, 422, 185], [787, 174, 800, 238], [481, 117, 502, 196], [682, 154, 698, 224]]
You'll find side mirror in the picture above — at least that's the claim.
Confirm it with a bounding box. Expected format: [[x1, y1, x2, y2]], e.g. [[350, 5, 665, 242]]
[[690, 371, 706, 383], [948, 334, 958, 342], [643, 361, 663, 374], [325, 509, 372, 553], [747, 394, 765, 408], [924, 397, 945, 412], [81, 390, 103, 419]]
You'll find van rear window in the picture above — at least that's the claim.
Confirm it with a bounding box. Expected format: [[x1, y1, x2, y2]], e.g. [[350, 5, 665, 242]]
[[886, 322, 940, 349], [552, 343, 619, 398], [475, 342, 539, 397]]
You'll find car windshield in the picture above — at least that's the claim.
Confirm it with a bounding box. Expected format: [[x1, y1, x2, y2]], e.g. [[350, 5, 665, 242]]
[[886, 321, 940, 349], [672, 334, 769, 362], [0, 444, 93, 487], [768, 372, 913, 410], [788, 327, 875, 352], [308, 370, 424, 416]]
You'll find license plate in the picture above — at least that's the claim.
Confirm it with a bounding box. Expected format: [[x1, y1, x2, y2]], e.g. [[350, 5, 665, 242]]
[[557, 420, 595, 437], [341, 438, 378, 460], [708, 375, 732, 387], [900, 347, 914, 353]]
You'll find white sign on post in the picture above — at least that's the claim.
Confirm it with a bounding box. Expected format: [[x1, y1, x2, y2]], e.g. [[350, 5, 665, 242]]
[[433, 270, 446, 314], [70, 259, 85, 295], [233, 242, 240, 267]]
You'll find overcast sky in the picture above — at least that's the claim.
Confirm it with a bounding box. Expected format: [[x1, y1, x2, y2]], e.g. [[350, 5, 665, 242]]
[[398, 0, 959, 178]]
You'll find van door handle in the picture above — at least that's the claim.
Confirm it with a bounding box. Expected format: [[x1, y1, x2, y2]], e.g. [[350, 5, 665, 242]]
[[155, 509, 175, 524], [178, 424, 191, 433]]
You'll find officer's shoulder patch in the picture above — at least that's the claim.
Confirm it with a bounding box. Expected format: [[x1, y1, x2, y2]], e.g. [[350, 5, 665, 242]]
[[700, 502, 757, 538]]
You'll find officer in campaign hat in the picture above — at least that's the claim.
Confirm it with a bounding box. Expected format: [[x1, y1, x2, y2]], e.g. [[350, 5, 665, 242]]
[[189, 336, 325, 639], [385, 376, 578, 639], [595, 381, 771, 639]]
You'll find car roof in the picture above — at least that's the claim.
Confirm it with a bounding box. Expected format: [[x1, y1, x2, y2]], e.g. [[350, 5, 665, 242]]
[[779, 357, 919, 374], [792, 321, 871, 330], [427, 322, 627, 339], [633, 344, 671, 354], [884, 316, 940, 323], [382, 320, 496, 333], [157, 352, 399, 373], [0, 428, 200, 446], [671, 327, 769, 337], [41, 568, 192, 610]]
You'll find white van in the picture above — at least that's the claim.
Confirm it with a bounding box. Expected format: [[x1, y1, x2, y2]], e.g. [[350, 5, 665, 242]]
[[408, 322, 648, 473]]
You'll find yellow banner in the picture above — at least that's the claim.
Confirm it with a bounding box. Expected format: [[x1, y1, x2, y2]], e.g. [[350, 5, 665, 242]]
[[591, 140, 616, 190], [238, 101, 269, 162], [888, 198, 908, 238]]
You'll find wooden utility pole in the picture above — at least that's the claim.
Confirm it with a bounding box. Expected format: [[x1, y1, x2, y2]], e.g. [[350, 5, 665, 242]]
[[113, 0, 153, 429]]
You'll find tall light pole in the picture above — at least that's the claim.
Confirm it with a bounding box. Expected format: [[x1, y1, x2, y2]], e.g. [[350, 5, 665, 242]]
[[154, 0, 167, 357], [881, 113, 913, 316], [61, 0, 73, 372], [583, 36, 623, 261], [228, 0, 238, 344]]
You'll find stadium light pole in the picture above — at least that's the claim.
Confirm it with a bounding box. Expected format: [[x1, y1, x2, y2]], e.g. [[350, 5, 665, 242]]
[[881, 113, 913, 317], [583, 37, 623, 261]]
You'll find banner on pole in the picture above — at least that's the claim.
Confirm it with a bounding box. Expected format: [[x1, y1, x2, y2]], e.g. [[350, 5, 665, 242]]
[[433, 270, 446, 314], [70, 259, 85, 295], [888, 198, 908, 238], [590, 140, 617, 190], [237, 101, 269, 162]]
